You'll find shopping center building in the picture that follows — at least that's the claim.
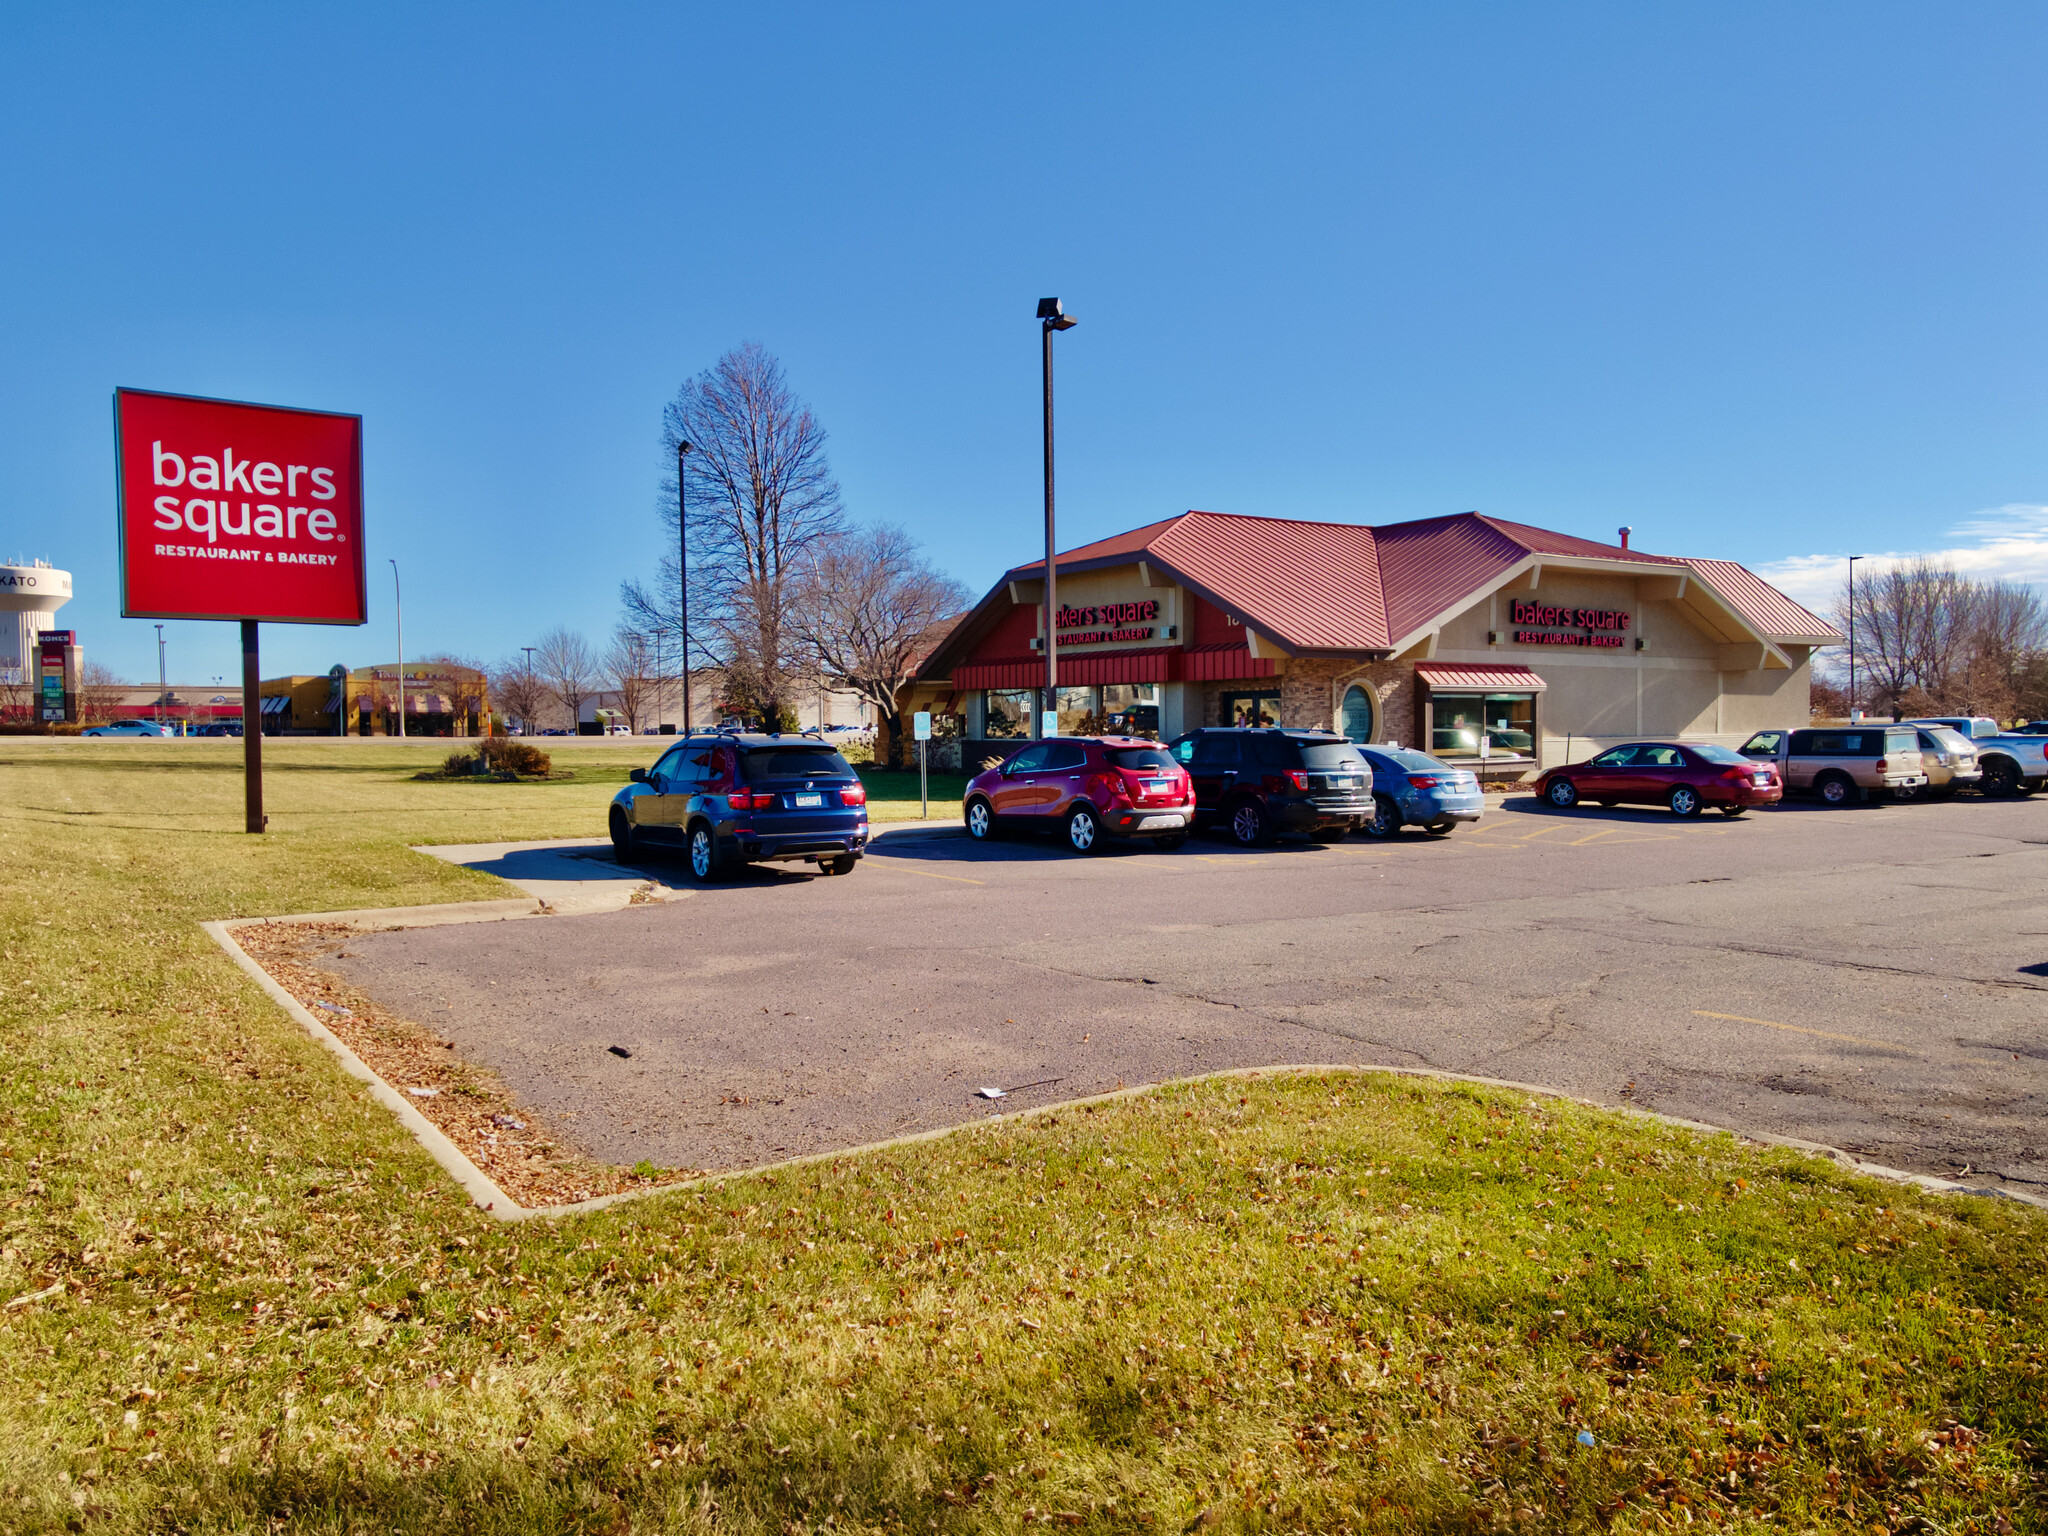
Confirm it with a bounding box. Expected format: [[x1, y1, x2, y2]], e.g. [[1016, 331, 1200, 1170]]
[[904, 510, 1839, 775]]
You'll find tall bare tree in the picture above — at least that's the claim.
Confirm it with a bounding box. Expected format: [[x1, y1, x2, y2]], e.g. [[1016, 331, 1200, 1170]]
[[790, 524, 969, 766], [490, 653, 549, 734], [622, 344, 846, 726], [602, 629, 657, 735], [1833, 562, 2048, 719], [533, 627, 598, 733]]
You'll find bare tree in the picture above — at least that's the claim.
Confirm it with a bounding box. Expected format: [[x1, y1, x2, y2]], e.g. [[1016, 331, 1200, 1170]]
[[78, 660, 124, 724], [622, 344, 846, 726], [602, 629, 657, 735], [533, 627, 598, 733], [790, 524, 970, 766], [1833, 563, 2048, 720], [490, 654, 550, 735]]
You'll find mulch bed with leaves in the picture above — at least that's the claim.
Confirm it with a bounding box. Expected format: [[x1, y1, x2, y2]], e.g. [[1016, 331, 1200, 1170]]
[[231, 920, 700, 1207]]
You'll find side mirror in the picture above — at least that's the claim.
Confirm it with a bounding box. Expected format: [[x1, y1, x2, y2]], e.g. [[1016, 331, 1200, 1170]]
[[629, 768, 648, 783]]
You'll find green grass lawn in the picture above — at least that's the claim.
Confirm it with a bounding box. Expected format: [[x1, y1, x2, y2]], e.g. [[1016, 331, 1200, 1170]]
[[1, 738, 2045, 1533]]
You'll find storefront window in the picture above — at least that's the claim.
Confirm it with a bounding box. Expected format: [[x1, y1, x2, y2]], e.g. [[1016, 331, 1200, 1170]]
[[1102, 683, 1160, 739], [1056, 687, 1095, 736], [985, 690, 1034, 739], [1220, 690, 1281, 728], [1430, 693, 1536, 759]]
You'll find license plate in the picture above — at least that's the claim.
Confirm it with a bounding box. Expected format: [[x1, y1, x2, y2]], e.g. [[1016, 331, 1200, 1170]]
[[1143, 779, 1172, 794], [1752, 773, 1770, 786], [793, 793, 823, 808], [1330, 777, 1359, 790]]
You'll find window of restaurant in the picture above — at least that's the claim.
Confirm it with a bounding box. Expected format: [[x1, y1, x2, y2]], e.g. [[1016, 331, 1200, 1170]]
[[1220, 690, 1281, 728], [986, 689, 1035, 738], [1102, 683, 1160, 739], [1339, 685, 1375, 743], [1056, 686, 1095, 736], [1428, 693, 1536, 760]]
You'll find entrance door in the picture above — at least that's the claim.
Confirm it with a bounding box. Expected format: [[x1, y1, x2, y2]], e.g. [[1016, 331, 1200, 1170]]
[[1220, 691, 1281, 728]]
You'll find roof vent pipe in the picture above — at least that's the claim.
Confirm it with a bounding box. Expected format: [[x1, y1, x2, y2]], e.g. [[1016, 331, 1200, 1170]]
[[1618, 526, 1633, 550]]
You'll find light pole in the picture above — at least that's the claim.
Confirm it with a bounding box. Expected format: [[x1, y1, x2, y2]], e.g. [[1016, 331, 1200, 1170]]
[[1036, 297, 1077, 738], [521, 646, 537, 735], [154, 624, 166, 732], [1847, 555, 1865, 720], [390, 559, 405, 738], [677, 439, 694, 738]]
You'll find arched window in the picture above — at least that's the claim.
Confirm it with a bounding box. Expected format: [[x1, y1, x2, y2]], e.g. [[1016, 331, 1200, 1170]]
[[1340, 684, 1375, 743]]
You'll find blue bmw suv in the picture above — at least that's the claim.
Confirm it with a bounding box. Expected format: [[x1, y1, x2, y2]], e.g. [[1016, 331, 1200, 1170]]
[[610, 733, 869, 880]]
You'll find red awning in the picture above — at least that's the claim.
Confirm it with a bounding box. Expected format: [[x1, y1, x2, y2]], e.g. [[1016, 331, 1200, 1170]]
[[1174, 643, 1275, 683], [957, 644, 1278, 690], [1415, 663, 1547, 692]]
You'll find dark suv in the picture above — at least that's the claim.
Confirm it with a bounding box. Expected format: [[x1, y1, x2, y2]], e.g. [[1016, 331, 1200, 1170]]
[[1167, 728, 1375, 845], [962, 736, 1195, 853], [610, 733, 869, 880]]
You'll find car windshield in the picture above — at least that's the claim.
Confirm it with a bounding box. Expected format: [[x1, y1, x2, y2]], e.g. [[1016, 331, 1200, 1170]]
[[1107, 747, 1176, 771], [1299, 743, 1368, 770], [742, 747, 852, 779], [1688, 744, 1749, 765]]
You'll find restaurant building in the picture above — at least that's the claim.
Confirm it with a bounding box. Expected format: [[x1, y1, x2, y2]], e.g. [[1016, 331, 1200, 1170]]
[[258, 661, 490, 736], [904, 510, 1840, 775]]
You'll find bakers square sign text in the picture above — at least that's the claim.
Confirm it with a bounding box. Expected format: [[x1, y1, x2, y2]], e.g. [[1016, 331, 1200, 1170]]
[[1509, 599, 1630, 649], [114, 388, 366, 625]]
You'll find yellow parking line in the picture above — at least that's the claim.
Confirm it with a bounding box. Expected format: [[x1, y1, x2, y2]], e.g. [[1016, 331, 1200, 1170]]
[[1691, 1010, 1910, 1053], [873, 865, 987, 886]]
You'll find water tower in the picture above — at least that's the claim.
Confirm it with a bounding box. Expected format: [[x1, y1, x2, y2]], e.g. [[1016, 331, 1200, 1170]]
[[0, 561, 73, 681]]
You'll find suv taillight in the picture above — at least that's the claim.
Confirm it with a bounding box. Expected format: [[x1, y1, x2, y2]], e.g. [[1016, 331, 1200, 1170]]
[[839, 781, 867, 807], [730, 789, 776, 810], [1279, 770, 1310, 791]]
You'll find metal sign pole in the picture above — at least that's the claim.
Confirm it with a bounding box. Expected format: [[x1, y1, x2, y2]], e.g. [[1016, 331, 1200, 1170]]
[[241, 620, 265, 833], [920, 737, 928, 821]]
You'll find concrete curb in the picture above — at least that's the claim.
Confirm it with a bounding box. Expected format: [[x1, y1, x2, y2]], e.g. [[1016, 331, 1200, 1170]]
[[220, 898, 543, 932], [867, 819, 966, 845], [200, 919, 521, 1215]]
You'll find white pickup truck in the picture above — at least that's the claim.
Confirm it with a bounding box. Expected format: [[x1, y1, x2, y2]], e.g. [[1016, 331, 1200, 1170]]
[[1905, 717, 2048, 797]]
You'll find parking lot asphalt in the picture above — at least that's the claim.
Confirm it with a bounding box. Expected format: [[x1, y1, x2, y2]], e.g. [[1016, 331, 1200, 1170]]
[[323, 793, 2048, 1187]]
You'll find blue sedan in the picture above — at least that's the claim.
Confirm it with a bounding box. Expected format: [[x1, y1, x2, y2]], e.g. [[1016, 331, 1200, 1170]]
[[1354, 746, 1484, 837]]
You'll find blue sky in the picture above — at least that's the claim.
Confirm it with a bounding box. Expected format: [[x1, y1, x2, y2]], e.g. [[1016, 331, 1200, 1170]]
[[5, 4, 2046, 683]]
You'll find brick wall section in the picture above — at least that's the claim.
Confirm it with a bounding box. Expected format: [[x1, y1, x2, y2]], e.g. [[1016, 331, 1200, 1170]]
[[1197, 660, 1416, 743]]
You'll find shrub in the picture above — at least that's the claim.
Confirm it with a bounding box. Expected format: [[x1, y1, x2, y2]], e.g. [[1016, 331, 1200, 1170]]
[[481, 737, 551, 777], [442, 749, 478, 776]]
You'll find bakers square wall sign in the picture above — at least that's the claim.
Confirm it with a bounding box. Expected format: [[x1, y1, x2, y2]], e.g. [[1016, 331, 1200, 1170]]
[[115, 388, 366, 624]]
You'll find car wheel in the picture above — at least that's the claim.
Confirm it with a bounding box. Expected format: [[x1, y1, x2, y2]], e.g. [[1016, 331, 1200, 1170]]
[[1720, 805, 1748, 818], [965, 797, 994, 840], [686, 824, 725, 882], [819, 855, 857, 876], [1423, 821, 1455, 837], [1817, 773, 1857, 807], [1545, 777, 1578, 809], [1361, 794, 1402, 838], [1066, 804, 1102, 854], [1228, 799, 1271, 847], [609, 808, 637, 864], [1668, 784, 1701, 818], [1981, 758, 2020, 798]]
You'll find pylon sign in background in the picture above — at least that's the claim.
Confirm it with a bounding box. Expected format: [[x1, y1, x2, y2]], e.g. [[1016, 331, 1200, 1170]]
[[114, 388, 366, 625]]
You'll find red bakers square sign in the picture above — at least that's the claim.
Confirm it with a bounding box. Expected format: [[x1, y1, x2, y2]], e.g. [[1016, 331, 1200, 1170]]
[[115, 388, 366, 624]]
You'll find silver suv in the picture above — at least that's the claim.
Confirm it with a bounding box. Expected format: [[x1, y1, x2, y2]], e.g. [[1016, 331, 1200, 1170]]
[[1907, 725, 1982, 797], [1738, 726, 1927, 806]]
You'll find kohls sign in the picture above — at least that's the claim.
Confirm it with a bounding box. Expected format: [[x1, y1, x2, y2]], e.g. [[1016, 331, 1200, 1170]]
[[115, 388, 366, 624]]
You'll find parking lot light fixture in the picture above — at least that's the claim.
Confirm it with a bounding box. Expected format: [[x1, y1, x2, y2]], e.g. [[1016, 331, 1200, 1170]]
[[1848, 555, 1865, 720], [678, 439, 693, 739], [1037, 298, 1076, 737]]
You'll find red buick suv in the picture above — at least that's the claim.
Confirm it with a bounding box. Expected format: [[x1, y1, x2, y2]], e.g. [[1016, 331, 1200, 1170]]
[[963, 736, 1195, 853]]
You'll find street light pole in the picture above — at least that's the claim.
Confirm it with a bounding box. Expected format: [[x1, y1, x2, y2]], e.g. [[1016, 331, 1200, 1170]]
[[677, 440, 694, 738], [1847, 555, 1865, 720], [521, 646, 536, 735], [390, 559, 405, 738], [1036, 298, 1077, 738], [154, 624, 166, 731]]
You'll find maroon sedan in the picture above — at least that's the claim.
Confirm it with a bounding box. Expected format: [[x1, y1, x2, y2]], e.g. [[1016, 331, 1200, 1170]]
[[1535, 741, 1782, 818], [964, 736, 1195, 853]]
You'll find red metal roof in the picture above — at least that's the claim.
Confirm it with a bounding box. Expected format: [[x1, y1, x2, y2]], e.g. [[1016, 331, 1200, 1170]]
[[921, 511, 1826, 678], [1680, 558, 1842, 643], [1415, 662, 1549, 691]]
